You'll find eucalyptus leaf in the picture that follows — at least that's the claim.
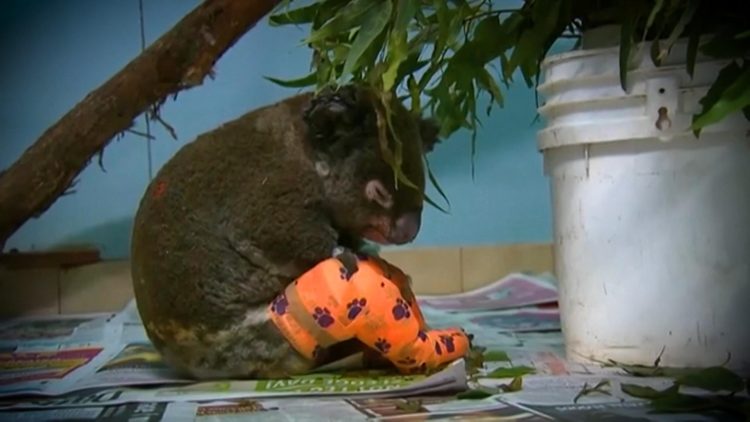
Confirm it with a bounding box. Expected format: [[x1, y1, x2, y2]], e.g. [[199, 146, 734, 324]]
[[692, 62, 750, 133], [618, 1, 638, 91], [649, 393, 715, 414], [486, 365, 535, 379], [268, 2, 320, 26], [658, 0, 699, 62], [686, 20, 701, 78], [499, 376, 524, 392], [382, 0, 418, 90], [342, 0, 392, 78], [483, 350, 512, 362], [642, 0, 665, 41], [263, 72, 317, 88], [456, 388, 496, 400], [620, 382, 680, 399], [425, 156, 451, 211], [407, 75, 421, 114], [675, 366, 745, 393], [306, 0, 379, 44], [395, 399, 423, 412], [700, 29, 750, 60]]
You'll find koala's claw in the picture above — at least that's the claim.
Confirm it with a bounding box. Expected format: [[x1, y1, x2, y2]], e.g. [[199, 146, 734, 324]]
[[332, 246, 359, 276]]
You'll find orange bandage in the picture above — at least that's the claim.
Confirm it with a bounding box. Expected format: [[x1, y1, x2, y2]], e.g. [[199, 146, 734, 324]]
[[268, 255, 470, 374]]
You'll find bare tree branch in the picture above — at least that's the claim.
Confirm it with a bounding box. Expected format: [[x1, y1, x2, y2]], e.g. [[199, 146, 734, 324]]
[[0, 0, 281, 249]]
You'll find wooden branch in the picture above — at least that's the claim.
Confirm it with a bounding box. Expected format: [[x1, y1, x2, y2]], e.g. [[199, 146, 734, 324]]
[[0, 0, 281, 249]]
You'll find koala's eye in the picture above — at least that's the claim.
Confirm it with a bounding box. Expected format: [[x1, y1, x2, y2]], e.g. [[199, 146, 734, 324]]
[[365, 180, 393, 209]]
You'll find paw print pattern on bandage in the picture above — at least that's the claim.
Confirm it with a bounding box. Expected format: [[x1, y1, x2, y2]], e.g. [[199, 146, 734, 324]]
[[374, 338, 391, 354], [346, 298, 367, 320], [434, 341, 442, 355], [312, 307, 335, 328], [439, 335, 456, 353], [392, 298, 411, 320], [270, 293, 288, 316], [416, 330, 428, 342]]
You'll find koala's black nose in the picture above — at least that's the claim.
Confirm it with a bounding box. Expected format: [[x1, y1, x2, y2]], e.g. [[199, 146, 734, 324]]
[[390, 211, 421, 244]]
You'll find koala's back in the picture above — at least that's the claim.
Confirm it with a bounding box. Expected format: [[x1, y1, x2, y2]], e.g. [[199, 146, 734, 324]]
[[130, 92, 327, 339]]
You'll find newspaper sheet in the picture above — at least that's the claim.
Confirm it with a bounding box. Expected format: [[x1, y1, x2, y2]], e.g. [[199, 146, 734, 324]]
[[417, 272, 558, 312], [0, 394, 553, 422], [489, 374, 726, 421], [1, 359, 466, 410], [0, 298, 468, 403]]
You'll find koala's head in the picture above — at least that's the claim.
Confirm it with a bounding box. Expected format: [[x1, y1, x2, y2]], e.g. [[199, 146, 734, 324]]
[[303, 84, 441, 245]]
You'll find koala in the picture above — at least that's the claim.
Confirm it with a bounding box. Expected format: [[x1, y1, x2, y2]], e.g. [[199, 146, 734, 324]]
[[130, 83, 441, 380]]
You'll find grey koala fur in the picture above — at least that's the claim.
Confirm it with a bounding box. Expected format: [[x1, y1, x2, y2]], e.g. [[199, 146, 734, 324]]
[[130, 84, 441, 379]]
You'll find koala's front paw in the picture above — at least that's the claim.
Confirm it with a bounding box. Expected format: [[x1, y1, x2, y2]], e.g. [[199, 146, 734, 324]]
[[332, 246, 359, 278]]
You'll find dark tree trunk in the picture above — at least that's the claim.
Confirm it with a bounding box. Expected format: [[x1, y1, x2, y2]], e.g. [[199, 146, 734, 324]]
[[0, 0, 281, 250]]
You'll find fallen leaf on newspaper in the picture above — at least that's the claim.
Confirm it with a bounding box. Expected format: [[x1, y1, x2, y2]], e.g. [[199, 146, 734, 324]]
[[573, 379, 611, 403], [620, 383, 679, 400], [608, 360, 700, 378], [649, 393, 716, 413], [484, 350, 511, 362], [466, 346, 487, 377], [456, 387, 496, 400], [675, 366, 745, 393], [499, 376, 523, 392], [395, 399, 423, 412], [486, 365, 535, 379]]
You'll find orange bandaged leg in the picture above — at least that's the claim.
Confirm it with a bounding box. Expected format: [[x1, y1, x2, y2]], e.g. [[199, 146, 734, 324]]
[[268, 255, 471, 373]]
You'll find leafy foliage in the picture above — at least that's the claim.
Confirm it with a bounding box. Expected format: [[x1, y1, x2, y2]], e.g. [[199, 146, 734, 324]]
[[612, 356, 750, 419], [267, 0, 750, 189]]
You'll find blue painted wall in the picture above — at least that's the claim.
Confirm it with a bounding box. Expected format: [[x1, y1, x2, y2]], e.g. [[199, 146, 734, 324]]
[[0, 0, 571, 259]]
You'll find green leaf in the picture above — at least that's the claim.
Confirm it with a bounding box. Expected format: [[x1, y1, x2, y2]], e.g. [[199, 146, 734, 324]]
[[619, 2, 638, 92], [700, 29, 750, 60], [475, 67, 504, 109], [484, 350, 511, 362], [621, 383, 680, 399], [506, 0, 562, 88], [425, 155, 450, 211], [456, 387, 497, 400], [657, 0, 699, 63], [407, 75, 421, 114], [692, 62, 750, 134], [607, 359, 701, 378], [642, 0, 664, 39], [342, 0, 392, 78], [676, 366, 745, 393], [263, 72, 317, 88], [268, 2, 320, 26], [649, 393, 715, 414], [382, 0, 419, 90], [686, 21, 701, 78], [306, 0, 379, 44], [486, 365, 535, 379], [395, 399, 423, 412], [500, 376, 524, 392]]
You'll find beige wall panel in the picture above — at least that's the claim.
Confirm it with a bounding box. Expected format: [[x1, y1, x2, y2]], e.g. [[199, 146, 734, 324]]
[[60, 260, 134, 314]]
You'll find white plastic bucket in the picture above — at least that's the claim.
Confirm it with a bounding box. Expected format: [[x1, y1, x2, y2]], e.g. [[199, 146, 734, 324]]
[[536, 29, 750, 371]]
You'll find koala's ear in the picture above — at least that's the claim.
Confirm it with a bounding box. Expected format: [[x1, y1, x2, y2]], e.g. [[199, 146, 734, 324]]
[[419, 118, 441, 154], [303, 85, 364, 150]]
